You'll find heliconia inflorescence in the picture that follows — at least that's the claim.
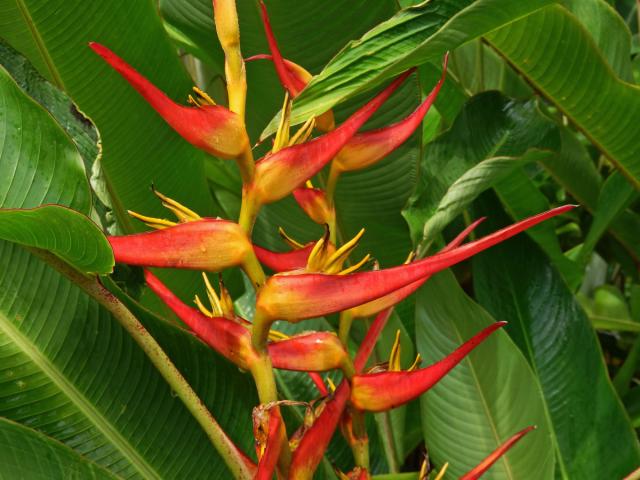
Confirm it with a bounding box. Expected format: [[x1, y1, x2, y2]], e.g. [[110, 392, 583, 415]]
[[93, 1, 576, 478]]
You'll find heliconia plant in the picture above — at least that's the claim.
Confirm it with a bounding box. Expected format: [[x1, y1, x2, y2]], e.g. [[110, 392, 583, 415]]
[[76, 1, 584, 478]]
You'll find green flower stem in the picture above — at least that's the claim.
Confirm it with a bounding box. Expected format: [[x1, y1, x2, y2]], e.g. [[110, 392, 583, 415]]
[[236, 146, 255, 184], [30, 248, 255, 480], [338, 310, 354, 345], [249, 343, 292, 474], [242, 251, 266, 289], [350, 408, 370, 470], [238, 186, 261, 234], [325, 162, 341, 207]]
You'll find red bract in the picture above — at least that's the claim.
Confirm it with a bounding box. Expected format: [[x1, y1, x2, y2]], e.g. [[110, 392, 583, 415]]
[[289, 308, 396, 478], [348, 217, 485, 319], [292, 186, 335, 226], [108, 219, 264, 279], [256, 206, 574, 323], [332, 54, 448, 174], [145, 271, 351, 374], [351, 322, 506, 411], [248, 70, 412, 205], [289, 382, 351, 479], [253, 242, 315, 272], [460, 426, 536, 480], [258, 1, 304, 97], [89, 42, 249, 159]]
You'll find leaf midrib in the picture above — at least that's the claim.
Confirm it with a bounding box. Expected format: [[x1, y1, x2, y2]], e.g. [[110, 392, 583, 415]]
[[0, 310, 161, 480], [13, 0, 65, 90], [450, 313, 516, 480]]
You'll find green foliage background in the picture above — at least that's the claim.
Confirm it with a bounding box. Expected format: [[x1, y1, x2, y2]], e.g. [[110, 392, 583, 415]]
[[0, 0, 639, 478]]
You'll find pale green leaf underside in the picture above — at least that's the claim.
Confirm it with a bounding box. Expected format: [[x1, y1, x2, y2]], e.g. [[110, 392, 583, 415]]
[[416, 271, 555, 479]]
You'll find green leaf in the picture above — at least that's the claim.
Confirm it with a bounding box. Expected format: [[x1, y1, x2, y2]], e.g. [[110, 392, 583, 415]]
[[416, 270, 555, 479], [486, 4, 640, 187], [2, 0, 216, 227], [578, 172, 638, 264], [1, 0, 222, 306], [562, 0, 634, 81], [0, 45, 256, 478], [492, 168, 584, 288], [0, 206, 113, 275], [0, 65, 90, 214], [0, 40, 99, 174], [402, 92, 564, 256], [0, 242, 257, 479], [0, 417, 117, 479], [541, 127, 640, 262], [472, 198, 640, 478], [276, 0, 557, 132], [0, 55, 111, 273]]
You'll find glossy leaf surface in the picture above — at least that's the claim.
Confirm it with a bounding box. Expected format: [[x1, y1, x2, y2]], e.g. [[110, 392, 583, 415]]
[[416, 270, 554, 479]]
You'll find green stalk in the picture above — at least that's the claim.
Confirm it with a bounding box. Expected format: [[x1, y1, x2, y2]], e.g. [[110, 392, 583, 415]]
[[249, 315, 292, 475], [30, 248, 255, 480], [238, 186, 261, 234]]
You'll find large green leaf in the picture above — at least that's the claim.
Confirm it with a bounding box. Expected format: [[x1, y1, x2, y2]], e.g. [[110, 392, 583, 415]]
[[0, 51, 256, 479], [0, 65, 90, 215], [577, 172, 638, 264], [1, 0, 216, 227], [472, 199, 640, 478], [540, 127, 640, 262], [1, 0, 222, 305], [275, 0, 557, 130], [0, 417, 117, 479], [486, 4, 640, 187], [0, 40, 99, 174], [0, 58, 111, 273], [416, 271, 554, 479], [0, 206, 113, 275], [402, 92, 579, 283], [0, 243, 257, 479]]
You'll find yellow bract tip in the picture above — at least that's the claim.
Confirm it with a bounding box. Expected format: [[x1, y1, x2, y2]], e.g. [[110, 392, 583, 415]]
[[433, 462, 449, 480], [338, 253, 370, 275], [408, 353, 422, 372], [127, 210, 176, 230], [202, 272, 224, 317], [288, 116, 315, 146], [278, 226, 305, 249], [152, 187, 201, 223], [273, 93, 291, 153], [192, 86, 216, 106], [326, 377, 336, 393], [404, 250, 416, 264], [267, 329, 290, 342], [324, 228, 365, 273], [389, 330, 402, 372], [194, 294, 213, 318]]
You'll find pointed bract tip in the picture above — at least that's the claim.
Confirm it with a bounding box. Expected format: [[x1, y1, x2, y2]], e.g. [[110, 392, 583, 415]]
[[460, 425, 536, 480]]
